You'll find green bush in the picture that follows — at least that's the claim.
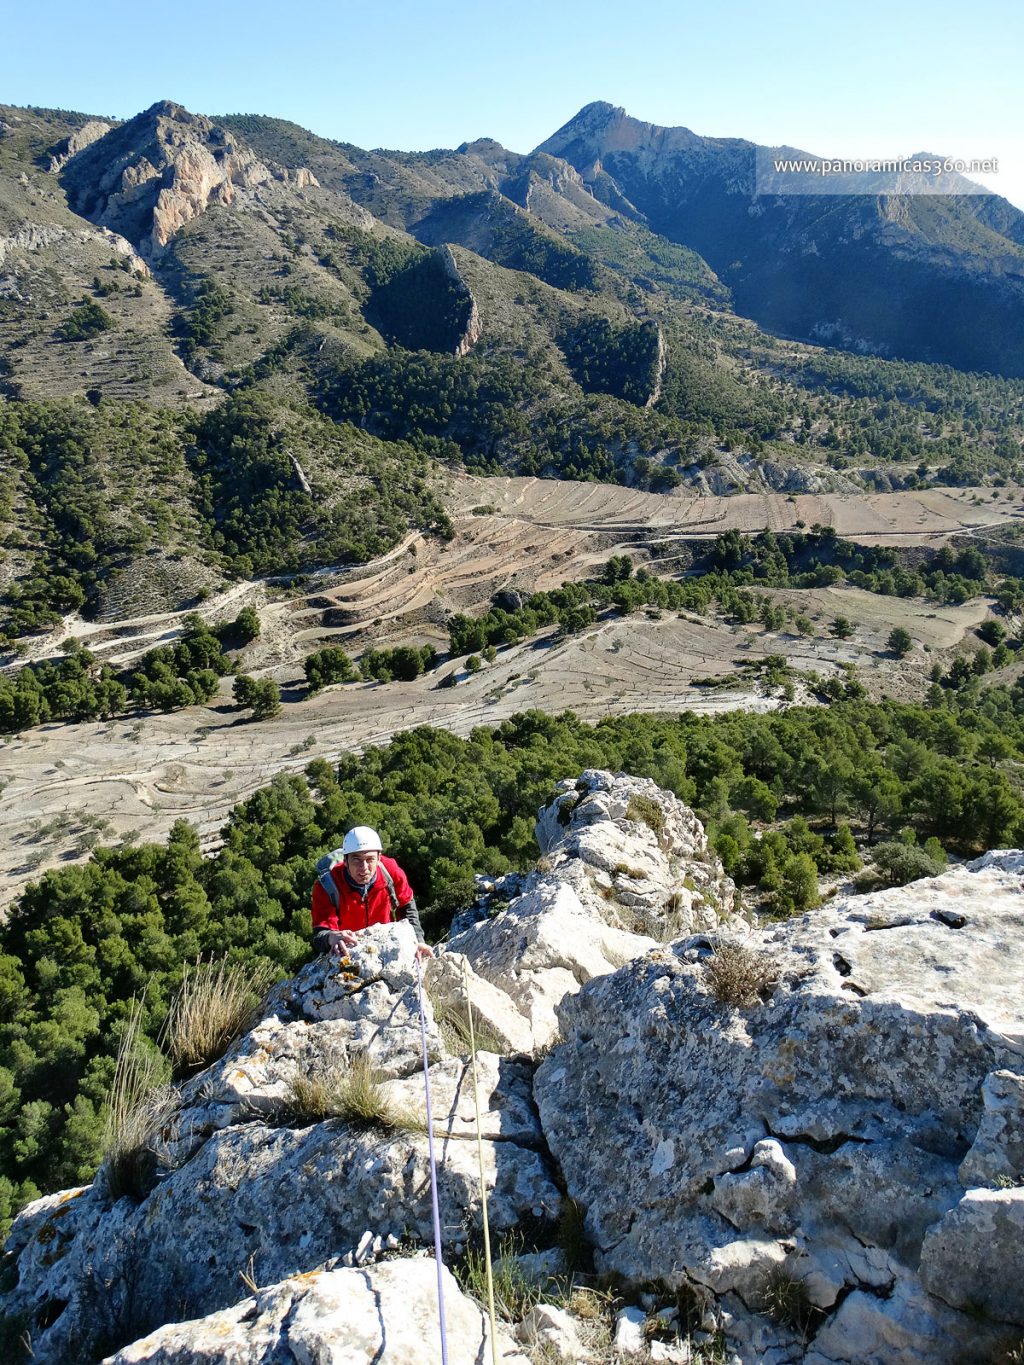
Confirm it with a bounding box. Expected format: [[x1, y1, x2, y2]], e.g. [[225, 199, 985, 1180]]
[[58, 300, 115, 342], [870, 842, 945, 886]]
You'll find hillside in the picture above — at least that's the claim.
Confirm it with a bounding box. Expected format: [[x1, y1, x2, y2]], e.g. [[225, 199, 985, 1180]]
[[538, 101, 1024, 376]]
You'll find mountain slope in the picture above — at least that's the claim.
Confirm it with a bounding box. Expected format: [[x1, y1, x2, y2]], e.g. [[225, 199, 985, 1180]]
[[1, 98, 1023, 640], [537, 102, 1024, 376]]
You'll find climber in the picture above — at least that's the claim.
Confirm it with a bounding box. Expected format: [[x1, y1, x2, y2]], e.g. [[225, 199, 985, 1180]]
[[311, 826, 433, 961]]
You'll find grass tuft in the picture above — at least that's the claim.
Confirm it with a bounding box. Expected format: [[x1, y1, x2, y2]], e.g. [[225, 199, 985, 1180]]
[[286, 1052, 426, 1133], [758, 1265, 821, 1337], [162, 957, 277, 1077], [428, 988, 506, 1057], [459, 1232, 541, 1321], [704, 942, 777, 1009], [101, 999, 176, 1203]]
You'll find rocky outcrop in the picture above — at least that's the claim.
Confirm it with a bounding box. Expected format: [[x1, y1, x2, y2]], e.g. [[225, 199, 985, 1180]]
[[59, 100, 318, 256], [644, 320, 667, 408], [1, 769, 730, 1363], [0, 223, 148, 275], [441, 769, 738, 1048], [4, 772, 1023, 1364], [47, 119, 113, 172], [1, 926, 559, 1364], [108, 1257, 527, 1364], [437, 244, 481, 356], [535, 848, 1024, 1363]]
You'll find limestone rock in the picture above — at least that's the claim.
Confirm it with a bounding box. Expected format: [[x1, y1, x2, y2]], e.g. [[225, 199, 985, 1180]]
[[516, 1302, 585, 1359], [106, 1257, 528, 1363], [447, 769, 737, 1049], [958, 1068, 1024, 1186], [535, 850, 1024, 1362], [7, 768, 1023, 1365], [58, 100, 318, 256], [919, 1188, 1024, 1324], [47, 119, 113, 172], [424, 950, 536, 1056], [438, 244, 481, 355], [613, 1305, 647, 1354], [2, 924, 559, 1364]]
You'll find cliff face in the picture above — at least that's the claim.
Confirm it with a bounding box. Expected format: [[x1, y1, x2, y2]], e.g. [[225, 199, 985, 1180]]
[[59, 100, 319, 256], [3, 773, 1023, 1364]]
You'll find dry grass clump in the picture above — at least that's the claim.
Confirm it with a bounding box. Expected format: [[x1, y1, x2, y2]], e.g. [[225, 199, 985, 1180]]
[[101, 999, 177, 1203], [704, 943, 777, 1009], [625, 794, 666, 842], [286, 1053, 426, 1133], [758, 1265, 821, 1337], [428, 990, 506, 1057], [163, 957, 277, 1076]]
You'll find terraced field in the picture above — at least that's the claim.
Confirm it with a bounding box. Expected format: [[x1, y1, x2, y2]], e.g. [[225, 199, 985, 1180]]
[[0, 475, 1010, 906], [448, 476, 1024, 545]]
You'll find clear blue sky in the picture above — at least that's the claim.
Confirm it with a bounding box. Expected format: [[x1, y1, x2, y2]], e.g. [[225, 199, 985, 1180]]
[[3, 0, 1022, 206]]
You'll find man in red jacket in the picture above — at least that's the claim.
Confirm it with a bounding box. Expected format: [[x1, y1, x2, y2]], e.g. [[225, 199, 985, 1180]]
[[312, 826, 433, 961]]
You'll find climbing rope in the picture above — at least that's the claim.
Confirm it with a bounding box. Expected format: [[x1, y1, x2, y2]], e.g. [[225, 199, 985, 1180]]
[[416, 953, 449, 1365], [463, 957, 500, 1365]]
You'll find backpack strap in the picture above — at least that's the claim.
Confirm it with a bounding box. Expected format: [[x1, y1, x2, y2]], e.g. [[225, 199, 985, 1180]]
[[379, 864, 400, 916], [315, 850, 400, 916], [315, 848, 346, 910]]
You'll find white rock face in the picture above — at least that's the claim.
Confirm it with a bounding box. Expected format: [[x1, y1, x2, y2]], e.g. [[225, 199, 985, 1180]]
[[105, 1257, 528, 1363], [59, 100, 322, 255], [447, 769, 737, 1049], [2, 924, 560, 1364], [535, 850, 1024, 1363], [516, 1301, 586, 1359]]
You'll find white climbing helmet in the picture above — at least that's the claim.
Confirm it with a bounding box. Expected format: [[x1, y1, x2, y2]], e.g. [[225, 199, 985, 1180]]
[[342, 826, 383, 856]]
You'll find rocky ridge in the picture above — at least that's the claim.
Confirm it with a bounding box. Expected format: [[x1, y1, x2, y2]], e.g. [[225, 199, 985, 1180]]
[[58, 100, 320, 256], [2, 773, 1023, 1364]]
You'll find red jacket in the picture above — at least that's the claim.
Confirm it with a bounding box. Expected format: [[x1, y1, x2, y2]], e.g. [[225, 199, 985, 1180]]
[[311, 855, 414, 935]]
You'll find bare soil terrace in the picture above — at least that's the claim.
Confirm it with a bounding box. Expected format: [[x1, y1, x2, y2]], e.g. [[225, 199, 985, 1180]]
[[0, 476, 1011, 907]]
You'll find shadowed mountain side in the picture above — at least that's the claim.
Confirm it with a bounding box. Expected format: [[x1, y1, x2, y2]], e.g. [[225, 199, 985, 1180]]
[[537, 102, 1024, 376]]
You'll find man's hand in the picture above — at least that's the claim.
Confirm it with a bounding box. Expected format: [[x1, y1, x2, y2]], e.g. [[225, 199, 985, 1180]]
[[414, 943, 435, 961], [331, 929, 359, 953]]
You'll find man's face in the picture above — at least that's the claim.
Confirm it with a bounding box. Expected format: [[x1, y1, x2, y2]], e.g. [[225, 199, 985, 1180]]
[[345, 850, 379, 885]]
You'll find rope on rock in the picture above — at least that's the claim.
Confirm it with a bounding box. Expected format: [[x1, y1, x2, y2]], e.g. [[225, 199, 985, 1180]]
[[416, 953, 449, 1365], [463, 956, 499, 1365]]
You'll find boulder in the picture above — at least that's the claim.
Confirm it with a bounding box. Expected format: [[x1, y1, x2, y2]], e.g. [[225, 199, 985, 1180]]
[[535, 850, 1024, 1362], [919, 1188, 1024, 1324], [105, 1256, 528, 1363], [516, 1302, 586, 1359]]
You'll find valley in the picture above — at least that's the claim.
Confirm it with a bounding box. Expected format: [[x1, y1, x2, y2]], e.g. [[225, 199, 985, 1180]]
[[0, 475, 1006, 907]]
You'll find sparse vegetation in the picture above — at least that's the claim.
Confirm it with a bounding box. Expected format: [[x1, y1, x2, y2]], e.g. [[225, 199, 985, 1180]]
[[758, 1265, 822, 1338], [704, 943, 778, 1008], [100, 999, 175, 1204], [428, 990, 505, 1057], [58, 299, 115, 342], [161, 958, 277, 1076], [458, 1232, 541, 1321], [625, 793, 666, 841], [284, 1052, 424, 1132]]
